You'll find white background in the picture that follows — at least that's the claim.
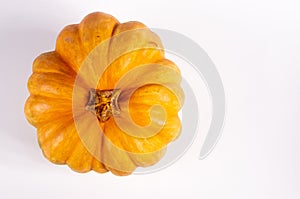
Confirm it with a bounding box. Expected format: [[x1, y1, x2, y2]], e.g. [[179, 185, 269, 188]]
[[1, 0, 300, 198]]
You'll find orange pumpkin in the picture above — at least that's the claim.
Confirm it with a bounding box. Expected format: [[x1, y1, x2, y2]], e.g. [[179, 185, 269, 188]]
[[24, 12, 184, 176]]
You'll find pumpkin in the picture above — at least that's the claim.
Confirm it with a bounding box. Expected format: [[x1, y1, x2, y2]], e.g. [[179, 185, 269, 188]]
[[24, 12, 184, 176]]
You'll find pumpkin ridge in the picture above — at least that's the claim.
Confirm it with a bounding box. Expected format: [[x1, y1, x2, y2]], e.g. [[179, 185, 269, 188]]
[[66, 139, 94, 173], [78, 12, 119, 56], [54, 52, 78, 75], [92, 157, 108, 173], [24, 95, 73, 127], [37, 117, 75, 146], [33, 52, 77, 76], [27, 72, 75, 100], [40, 129, 79, 164], [55, 24, 87, 72], [106, 22, 121, 64]]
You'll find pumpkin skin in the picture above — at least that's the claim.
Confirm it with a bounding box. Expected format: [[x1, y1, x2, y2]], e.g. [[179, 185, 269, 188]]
[[24, 12, 184, 176]]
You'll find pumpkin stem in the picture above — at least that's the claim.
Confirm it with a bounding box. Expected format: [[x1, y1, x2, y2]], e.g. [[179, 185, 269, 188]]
[[85, 89, 121, 122]]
